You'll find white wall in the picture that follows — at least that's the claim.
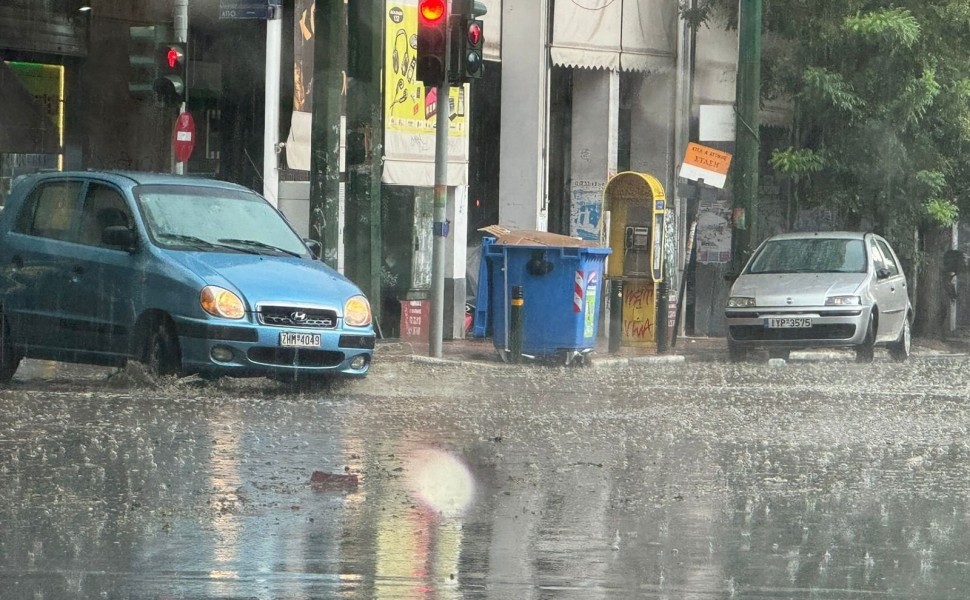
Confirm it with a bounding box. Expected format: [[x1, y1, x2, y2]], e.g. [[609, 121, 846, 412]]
[[498, 0, 549, 231]]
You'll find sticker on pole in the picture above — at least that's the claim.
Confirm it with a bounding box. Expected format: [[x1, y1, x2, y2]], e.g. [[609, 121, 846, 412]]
[[172, 111, 196, 164], [679, 142, 732, 189]]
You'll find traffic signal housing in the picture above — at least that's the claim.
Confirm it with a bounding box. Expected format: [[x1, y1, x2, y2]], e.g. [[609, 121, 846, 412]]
[[416, 0, 448, 87], [154, 41, 186, 106], [448, 0, 486, 84], [458, 16, 484, 81], [128, 26, 159, 99]]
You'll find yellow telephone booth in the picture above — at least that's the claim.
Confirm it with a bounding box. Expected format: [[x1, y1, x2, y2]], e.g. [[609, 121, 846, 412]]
[[603, 172, 667, 348]]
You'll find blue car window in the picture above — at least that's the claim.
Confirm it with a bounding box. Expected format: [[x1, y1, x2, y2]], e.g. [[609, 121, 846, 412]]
[[134, 184, 308, 256], [78, 184, 132, 247], [15, 180, 83, 242]]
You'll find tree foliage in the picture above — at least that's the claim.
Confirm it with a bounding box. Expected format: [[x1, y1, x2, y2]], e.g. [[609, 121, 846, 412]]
[[690, 0, 970, 236]]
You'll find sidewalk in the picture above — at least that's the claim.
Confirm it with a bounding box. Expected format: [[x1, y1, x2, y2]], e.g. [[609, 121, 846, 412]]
[[376, 335, 969, 367]]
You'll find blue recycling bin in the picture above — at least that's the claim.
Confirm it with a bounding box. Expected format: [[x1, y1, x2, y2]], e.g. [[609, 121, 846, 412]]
[[483, 242, 611, 360]]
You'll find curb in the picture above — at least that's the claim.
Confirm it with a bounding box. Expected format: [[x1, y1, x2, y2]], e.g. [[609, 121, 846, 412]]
[[590, 355, 687, 368]]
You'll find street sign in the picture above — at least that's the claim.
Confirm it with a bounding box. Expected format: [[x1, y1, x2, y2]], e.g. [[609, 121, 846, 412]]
[[679, 142, 732, 189], [219, 0, 280, 20], [173, 112, 196, 163]]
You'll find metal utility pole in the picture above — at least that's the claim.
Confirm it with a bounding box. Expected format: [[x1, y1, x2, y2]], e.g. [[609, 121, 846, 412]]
[[429, 80, 451, 358], [731, 0, 761, 274], [174, 0, 188, 175], [263, 2, 282, 206]]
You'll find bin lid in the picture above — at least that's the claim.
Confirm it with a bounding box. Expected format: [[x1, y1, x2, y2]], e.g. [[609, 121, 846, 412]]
[[479, 225, 601, 248]]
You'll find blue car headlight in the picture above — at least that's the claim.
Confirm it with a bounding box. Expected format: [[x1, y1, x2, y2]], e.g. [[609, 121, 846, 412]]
[[344, 295, 372, 327]]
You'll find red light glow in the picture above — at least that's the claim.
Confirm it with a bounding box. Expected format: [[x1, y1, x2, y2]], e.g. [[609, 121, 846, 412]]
[[467, 22, 482, 46], [419, 0, 446, 22], [166, 47, 180, 69]]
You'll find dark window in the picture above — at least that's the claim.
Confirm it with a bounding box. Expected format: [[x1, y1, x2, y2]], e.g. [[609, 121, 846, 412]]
[[876, 239, 900, 276], [78, 184, 132, 248], [15, 180, 83, 242]]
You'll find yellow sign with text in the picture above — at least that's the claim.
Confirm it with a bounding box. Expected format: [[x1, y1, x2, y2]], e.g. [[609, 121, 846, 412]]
[[384, 2, 466, 138]]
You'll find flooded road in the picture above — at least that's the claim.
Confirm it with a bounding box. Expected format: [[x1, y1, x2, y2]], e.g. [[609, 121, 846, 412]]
[[1, 353, 969, 599]]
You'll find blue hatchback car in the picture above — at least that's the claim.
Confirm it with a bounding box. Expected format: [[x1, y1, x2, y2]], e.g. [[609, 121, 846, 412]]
[[0, 171, 375, 382]]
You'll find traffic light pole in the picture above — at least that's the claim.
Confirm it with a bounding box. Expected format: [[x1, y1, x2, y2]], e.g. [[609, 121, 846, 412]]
[[429, 81, 450, 357], [174, 0, 188, 175]]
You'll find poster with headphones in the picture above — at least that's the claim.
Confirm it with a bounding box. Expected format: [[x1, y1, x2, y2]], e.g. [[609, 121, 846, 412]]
[[384, 0, 469, 187]]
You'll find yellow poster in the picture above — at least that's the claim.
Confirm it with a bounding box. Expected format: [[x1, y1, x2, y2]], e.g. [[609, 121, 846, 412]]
[[383, 1, 468, 185]]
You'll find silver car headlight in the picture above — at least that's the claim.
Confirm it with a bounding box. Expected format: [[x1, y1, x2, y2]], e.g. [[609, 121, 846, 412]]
[[825, 295, 861, 306], [727, 296, 756, 308]]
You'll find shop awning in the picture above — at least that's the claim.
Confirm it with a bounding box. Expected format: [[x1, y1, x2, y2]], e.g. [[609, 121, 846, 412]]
[[551, 0, 676, 72], [0, 61, 59, 154]]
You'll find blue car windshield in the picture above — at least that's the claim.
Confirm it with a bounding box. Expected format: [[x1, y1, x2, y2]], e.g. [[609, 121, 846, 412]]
[[747, 238, 867, 274], [134, 184, 308, 256]]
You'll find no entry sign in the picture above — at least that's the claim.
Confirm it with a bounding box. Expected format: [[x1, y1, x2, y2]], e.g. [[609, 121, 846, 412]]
[[172, 112, 196, 163]]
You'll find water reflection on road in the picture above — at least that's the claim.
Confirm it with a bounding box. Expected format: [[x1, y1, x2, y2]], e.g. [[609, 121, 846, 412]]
[[0, 356, 969, 598]]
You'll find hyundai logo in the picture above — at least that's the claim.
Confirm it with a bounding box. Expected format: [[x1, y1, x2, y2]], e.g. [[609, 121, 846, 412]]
[[290, 311, 308, 322], [786, 297, 793, 305]]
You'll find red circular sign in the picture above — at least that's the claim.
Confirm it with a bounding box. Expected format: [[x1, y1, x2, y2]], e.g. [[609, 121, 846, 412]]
[[172, 111, 196, 163]]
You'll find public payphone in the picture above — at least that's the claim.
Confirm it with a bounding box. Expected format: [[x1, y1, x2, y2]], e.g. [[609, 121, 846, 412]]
[[602, 172, 668, 348]]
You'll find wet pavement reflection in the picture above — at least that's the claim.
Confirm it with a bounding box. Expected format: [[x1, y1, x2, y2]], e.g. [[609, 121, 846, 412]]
[[1, 354, 969, 598]]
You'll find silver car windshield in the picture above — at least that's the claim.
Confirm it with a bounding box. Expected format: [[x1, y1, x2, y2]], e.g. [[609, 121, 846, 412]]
[[134, 184, 308, 257], [748, 238, 867, 274]]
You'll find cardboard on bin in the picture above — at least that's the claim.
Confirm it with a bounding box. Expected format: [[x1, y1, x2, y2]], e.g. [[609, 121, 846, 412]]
[[479, 225, 600, 247]]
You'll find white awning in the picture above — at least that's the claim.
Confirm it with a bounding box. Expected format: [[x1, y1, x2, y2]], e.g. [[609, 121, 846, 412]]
[[551, 0, 676, 72]]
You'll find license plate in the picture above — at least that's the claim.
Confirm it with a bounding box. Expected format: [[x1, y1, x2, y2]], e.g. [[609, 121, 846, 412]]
[[765, 317, 812, 328], [279, 332, 322, 348]]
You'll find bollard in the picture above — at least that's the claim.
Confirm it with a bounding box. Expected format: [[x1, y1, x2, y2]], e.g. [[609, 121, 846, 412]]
[[509, 285, 524, 363], [609, 279, 623, 354], [655, 280, 669, 354]]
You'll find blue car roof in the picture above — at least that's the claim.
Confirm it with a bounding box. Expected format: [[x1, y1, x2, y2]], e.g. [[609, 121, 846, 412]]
[[24, 170, 256, 194]]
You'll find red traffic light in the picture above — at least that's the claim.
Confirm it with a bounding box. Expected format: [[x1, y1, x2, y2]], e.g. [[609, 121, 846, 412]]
[[419, 0, 446, 22], [467, 21, 482, 46], [166, 47, 182, 69]]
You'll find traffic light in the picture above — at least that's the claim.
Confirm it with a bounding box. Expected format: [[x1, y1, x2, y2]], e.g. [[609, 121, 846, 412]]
[[459, 16, 484, 80], [154, 41, 186, 106], [128, 26, 159, 99], [448, 0, 486, 84], [416, 0, 448, 87]]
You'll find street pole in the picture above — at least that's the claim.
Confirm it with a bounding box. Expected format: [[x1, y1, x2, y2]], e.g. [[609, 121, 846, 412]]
[[731, 0, 761, 274], [429, 79, 450, 357], [174, 0, 188, 175], [263, 5, 282, 206], [309, 0, 346, 269]]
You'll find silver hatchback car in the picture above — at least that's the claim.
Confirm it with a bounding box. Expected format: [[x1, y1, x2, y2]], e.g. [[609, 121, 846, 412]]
[[724, 232, 912, 362]]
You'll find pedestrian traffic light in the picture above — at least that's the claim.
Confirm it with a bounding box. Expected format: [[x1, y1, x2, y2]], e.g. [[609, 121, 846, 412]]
[[447, 0, 486, 84], [127, 25, 160, 99], [154, 41, 186, 106], [460, 17, 484, 80], [416, 0, 448, 87]]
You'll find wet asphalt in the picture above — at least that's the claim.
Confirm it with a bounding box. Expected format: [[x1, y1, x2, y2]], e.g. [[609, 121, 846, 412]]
[[1, 348, 970, 599]]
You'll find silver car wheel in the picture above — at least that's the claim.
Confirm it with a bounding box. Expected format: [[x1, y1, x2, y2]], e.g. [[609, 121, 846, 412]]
[[889, 316, 911, 362]]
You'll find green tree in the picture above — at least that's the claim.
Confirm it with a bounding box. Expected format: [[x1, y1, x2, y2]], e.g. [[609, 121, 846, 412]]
[[691, 0, 970, 336]]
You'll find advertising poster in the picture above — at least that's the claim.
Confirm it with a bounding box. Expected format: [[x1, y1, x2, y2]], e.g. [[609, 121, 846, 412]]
[[569, 180, 604, 242], [383, 1, 468, 186], [286, 0, 315, 170]]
